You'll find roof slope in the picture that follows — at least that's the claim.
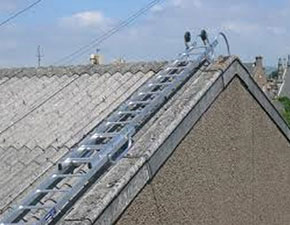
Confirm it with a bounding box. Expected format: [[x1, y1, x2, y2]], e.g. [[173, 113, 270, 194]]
[[59, 56, 290, 225], [0, 62, 164, 216]]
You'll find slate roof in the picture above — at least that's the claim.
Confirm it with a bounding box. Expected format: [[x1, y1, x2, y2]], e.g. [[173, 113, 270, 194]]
[[0, 61, 165, 216]]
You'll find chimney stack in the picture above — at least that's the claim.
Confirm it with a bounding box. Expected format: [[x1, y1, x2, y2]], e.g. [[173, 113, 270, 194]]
[[255, 56, 263, 68], [90, 54, 104, 65]]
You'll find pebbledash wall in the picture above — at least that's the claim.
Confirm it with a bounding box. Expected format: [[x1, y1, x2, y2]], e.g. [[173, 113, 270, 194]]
[[116, 77, 290, 225]]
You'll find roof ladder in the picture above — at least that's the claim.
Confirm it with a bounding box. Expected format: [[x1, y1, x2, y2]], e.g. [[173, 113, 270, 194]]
[[0, 30, 230, 225]]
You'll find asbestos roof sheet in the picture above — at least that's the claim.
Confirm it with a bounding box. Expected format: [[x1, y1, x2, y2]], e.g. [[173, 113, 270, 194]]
[[0, 61, 164, 216]]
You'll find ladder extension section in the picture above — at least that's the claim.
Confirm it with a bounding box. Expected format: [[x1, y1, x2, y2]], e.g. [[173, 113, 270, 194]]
[[0, 31, 224, 225]]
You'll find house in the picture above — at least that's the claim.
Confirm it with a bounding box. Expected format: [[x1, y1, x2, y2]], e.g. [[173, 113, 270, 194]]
[[0, 56, 289, 225], [278, 55, 290, 97], [244, 56, 268, 92]]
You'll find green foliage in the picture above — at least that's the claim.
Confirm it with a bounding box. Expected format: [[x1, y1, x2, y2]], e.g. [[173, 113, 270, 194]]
[[277, 96, 290, 125]]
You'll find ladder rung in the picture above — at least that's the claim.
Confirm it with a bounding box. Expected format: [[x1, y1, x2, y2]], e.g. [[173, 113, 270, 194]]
[[106, 121, 132, 126], [78, 144, 105, 151], [148, 82, 173, 87], [17, 205, 54, 210], [157, 74, 180, 79], [70, 158, 92, 164], [118, 110, 143, 115], [128, 100, 151, 105], [52, 173, 85, 179], [138, 91, 163, 96], [91, 132, 119, 139], [36, 189, 70, 194], [166, 65, 186, 70]]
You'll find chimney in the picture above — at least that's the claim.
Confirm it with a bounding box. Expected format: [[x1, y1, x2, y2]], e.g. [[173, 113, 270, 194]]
[[90, 54, 104, 65], [255, 56, 263, 68]]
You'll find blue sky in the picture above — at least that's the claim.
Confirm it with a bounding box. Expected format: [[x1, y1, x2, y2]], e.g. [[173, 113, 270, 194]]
[[0, 0, 289, 67]]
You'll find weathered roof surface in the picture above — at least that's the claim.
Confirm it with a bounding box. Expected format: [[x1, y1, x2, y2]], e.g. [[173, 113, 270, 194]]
[[57, 56, 290, 225], [0, 62, 164, 216], [279, 67, 290, 97]]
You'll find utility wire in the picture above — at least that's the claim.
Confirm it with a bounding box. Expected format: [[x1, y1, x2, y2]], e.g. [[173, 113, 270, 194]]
[[0, 0, 44, 28], [55, 0, 163, 65]]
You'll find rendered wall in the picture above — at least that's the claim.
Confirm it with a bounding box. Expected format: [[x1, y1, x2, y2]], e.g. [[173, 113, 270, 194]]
[[115, 77, 290, 225]]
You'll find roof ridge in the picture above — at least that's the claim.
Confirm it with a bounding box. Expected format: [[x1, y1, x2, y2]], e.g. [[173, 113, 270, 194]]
[[0, 62, 166, 80]]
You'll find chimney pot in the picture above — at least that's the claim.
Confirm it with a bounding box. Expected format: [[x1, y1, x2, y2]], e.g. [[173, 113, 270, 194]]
[[255, 56, 263, 68]]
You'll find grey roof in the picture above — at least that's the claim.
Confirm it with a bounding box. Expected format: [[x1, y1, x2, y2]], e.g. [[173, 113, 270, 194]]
[[0, 62, 164, 216], [279, 68, 290, 97]]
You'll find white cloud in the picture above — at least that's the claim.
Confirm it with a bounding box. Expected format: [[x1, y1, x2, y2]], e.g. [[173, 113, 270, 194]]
[[151, 5, 164, 13], [222, 21, 260, 35], [60, 11, 112, 29]]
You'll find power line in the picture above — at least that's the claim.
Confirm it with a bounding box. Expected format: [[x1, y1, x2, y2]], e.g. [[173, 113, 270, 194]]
[[0, 0, 44, 29], [55, 0, 163, 65]]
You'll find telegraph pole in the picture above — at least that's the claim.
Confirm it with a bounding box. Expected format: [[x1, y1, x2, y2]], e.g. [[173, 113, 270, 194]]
[[36, 45, 44, 67]]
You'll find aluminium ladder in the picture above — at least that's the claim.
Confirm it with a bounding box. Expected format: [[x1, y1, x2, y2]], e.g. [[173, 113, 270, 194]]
[[0, 31, 229, 225]]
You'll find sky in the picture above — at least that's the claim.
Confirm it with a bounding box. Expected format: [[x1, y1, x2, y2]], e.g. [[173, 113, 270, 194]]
[[0, 0, 289, 67]]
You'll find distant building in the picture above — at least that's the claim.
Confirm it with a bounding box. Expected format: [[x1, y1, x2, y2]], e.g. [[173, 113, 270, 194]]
[[113, 57, 126, 65], [266, 55, 290, 98], [278, 55, 290, 97], [244, 56, 268, 92]]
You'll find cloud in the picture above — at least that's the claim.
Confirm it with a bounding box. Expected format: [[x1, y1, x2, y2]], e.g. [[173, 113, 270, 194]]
[[222, 21, 260, 35], [60, 11, 113, 30], [150, 5, 164, 13]]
